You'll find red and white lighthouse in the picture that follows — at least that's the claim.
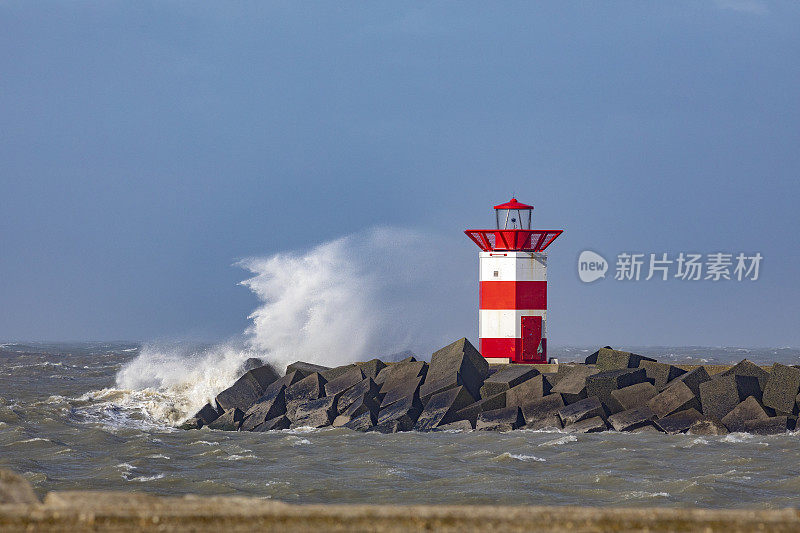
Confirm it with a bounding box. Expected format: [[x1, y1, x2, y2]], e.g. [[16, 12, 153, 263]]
[[465, 198, 563, 364]]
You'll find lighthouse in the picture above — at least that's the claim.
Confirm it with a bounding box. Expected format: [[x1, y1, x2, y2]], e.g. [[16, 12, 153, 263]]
[[464, 198, 563, 364]]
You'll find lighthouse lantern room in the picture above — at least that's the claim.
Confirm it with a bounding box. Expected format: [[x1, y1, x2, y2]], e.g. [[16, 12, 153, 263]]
[[465, 198, 563, 364]]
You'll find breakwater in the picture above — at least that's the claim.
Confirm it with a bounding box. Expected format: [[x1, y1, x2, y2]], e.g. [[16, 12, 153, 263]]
[[182, 339, 798, 436]]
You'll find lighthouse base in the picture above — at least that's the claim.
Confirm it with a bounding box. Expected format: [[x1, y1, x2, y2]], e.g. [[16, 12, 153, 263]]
[[480, 337, 547, 364]]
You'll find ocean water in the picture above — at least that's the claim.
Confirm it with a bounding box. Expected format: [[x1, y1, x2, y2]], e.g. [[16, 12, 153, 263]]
[[2, 342, 800, 509]]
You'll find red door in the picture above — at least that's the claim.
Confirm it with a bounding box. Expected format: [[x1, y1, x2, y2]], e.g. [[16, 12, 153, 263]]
[[521, 316, 543, 363]]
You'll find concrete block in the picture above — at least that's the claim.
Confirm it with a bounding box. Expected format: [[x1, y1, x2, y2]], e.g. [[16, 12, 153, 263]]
[[688, 418, 728, 436], [240, 387, 287, 431], [647, 381, 700, 418], [376, 393, 423, 431], [285, 372, 327, 403], [607, 406, 655, 431], [720, 359, 771, 396], [563, 416, 607, 433], [611, 382, 658, 412], [252, 415, 291, 432], [721, 396, 769, 432], [558, 397, 604, 426], [177, 417, 202, 430], [192, 403, 222, 426], [551, 365, 599, 404], [285, 399, 304, 421], [375, 361, 427, 390], [506, 375, 545, 407], [426, 337, 489, 399], [631, 425, 663, 434], [261, 370, 305, 400], [452, 392, 506, 425], [594, 348, 655, 371], [666, 367, 710, 397], [435, 419, 474, 431], [286, 361, 330, 378], [762, 363, 800, 414], [214, 364, 281, 412], [419, 374, 465, 405], [476, 406, 524, 431], [542, 373, 560, 392], [291, 394, 341, 428], [415, 386, 476, 431], [324, 367, 365, 397], [336, 394, 379, 426], [337, 377, 381, 413], [744, 416, 792, 435], [207, 408, 243, 431], [320, 364, 360, 382], [380, 374, 425, 409], [584, 346, 613, 364], [521, 394, 565, 429], [639, 361, 686, 390], [344, 410, 377, 431], [699, 375, 740, 421], [479, 366, 539, 399], [586, 368, 647, 414], [653, 408, 704, 434], [355, 358, 387, 379]]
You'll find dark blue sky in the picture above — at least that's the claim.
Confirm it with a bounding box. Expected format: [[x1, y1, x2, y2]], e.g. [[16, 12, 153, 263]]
[[1, 2, 798, 347]]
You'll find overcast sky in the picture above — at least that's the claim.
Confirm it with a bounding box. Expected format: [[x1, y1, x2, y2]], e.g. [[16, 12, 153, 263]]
[[1, 2, 798, 347]]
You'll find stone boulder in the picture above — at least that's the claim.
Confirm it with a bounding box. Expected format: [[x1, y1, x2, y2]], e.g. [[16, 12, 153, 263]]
[[611, 382, 658, 412], [762, 363, 800, 414], [479, 366, 539, 399], [476, 406, 524, 431], [558, 397, 604, 426], [214, 364, 280, 412], [207, 408, 243, 431], [415, 386, 476, 431], [647, 381, 699, 418], [721, 396, 769, 432]]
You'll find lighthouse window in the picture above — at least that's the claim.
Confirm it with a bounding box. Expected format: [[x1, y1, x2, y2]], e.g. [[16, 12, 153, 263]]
[[493, 271, 499, 277]]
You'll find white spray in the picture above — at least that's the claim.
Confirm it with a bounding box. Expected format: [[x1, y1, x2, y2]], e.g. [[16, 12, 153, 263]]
[[111, 226, 474, 424]]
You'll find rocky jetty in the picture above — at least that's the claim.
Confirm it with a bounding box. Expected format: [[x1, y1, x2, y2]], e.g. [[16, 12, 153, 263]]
[[180, 339, 799, 435]]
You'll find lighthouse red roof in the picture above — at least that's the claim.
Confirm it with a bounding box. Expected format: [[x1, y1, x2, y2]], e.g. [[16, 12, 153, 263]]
[[493, 197, 533, 210]]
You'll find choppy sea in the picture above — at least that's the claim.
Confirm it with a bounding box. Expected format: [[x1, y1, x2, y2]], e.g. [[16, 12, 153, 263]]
[[2, 342, 800, 508]]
